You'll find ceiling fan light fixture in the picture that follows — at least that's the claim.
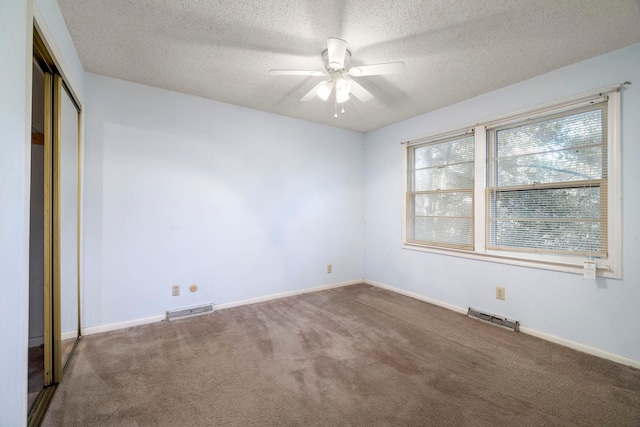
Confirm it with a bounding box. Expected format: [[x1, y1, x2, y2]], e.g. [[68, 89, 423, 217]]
[[336, 92, 350, 103], [270, 37, 405, 114], [335, 78, 351, 103], [316, 81, 333, 101]]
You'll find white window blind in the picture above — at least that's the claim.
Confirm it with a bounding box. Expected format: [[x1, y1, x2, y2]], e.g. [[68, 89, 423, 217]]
[[487, 101, 608, 256], [407, 133, 475, 249]]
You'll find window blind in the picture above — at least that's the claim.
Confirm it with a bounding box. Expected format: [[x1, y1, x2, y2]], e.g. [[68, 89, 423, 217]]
[[487, 102, 608, 256], [407, 134, 475, 249]]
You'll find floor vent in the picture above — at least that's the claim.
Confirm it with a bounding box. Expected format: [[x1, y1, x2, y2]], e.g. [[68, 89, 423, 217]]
[[167, 303, 214, 321], [467, 307, 519, 332]]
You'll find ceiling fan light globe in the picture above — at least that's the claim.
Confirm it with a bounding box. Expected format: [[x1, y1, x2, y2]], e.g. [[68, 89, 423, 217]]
[[336, 92, 350, 104], [336, 78, 352, 97], [316, 81, 333, 101]]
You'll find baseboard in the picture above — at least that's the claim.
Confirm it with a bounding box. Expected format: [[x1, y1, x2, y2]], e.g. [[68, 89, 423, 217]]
[[364, 279, 468, 315], [214, 279, 363, 310], [82, 315, 166, 336], [518, 326, 640, 369], [364, 279, 640, 369], [82, 279, 363, 336], [62, 331, 78, 340]]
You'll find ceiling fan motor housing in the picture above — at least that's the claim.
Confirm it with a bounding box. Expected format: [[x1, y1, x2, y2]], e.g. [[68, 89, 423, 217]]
[[322, 49, 351, 71]]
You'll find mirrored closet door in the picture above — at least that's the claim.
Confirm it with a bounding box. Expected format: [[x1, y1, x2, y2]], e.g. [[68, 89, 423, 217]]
[[28, 27, 82, 427], [53, 74, 80, 381]]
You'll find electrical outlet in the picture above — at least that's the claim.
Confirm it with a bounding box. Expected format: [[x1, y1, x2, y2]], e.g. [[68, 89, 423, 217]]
[[496, 287, 505, 300], [172, 285, 180, 296], [189, 284, 198, 292], [327, 264, 332, 274]]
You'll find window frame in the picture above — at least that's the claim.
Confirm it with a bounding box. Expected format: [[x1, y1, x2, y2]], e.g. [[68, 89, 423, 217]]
[[402, 86, 622, 279]]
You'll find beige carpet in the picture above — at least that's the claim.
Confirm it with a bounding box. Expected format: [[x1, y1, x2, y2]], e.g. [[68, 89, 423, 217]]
[[43, 284, 640, 426]]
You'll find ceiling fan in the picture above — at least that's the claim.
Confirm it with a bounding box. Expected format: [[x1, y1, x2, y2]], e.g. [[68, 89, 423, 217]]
[[269, 38, 405, 116]]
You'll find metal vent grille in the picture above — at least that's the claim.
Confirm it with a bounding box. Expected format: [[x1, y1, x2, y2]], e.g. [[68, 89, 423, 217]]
[[467, 307, 519, 332], [166, 303, 214, 321]]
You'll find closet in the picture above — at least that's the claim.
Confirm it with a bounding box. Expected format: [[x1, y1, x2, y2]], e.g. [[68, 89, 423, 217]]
[[28, 27, 82, 427]]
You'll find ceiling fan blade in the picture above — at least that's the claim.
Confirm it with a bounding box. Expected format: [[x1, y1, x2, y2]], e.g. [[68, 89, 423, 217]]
[[269, 69, 326, 76], [347, 79, 374, 102], [327, 37, 348, 69], [348, 62, 405, 77], [300, 81, 327, 102]]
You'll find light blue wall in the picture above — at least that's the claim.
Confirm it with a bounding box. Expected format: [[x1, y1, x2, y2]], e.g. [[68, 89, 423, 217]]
[[82, 73, 365, 329], [363, 42, 640, 362], [0, 1, 31, 425], [3, 2, 638, 423]]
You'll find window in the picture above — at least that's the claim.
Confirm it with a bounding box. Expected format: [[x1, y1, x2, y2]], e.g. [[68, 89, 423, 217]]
[[487, 103, 607, 256], [403, 87, 621, 278], [407, 133, 475, 250]]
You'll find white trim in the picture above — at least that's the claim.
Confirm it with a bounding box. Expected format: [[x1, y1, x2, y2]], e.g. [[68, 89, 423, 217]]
[[364, 279, 467, 315], [607, 91, 622, 277], [518, 326, 640, 369], [364, 279, 640, 369], [61, 330, 78, 340], [473, 126, 487, 251], [215, 279, 363, 310], [401, 145, 409, 246], [82, 315, 166, 336], [402, 243, 618, 278], [32, 3, 84, 107], [81, 279, 363, 336], [402, 89, 622, 279]]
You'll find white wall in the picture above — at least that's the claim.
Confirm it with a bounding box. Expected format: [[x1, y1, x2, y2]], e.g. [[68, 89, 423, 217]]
[[82, 73, 365, 329], [0, 1, 32, 425], [363, 42, 640, 363]]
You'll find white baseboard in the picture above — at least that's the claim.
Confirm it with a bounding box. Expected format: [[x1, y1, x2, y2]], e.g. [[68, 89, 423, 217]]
[[364, 279, 468, 315], [518, 326, 640, 369], [82, 314, 166, 336], [214, 279, 363, 310], [364, 279, 640, 369], [82, 279, 363, 336], [62, 330, 78, 340]]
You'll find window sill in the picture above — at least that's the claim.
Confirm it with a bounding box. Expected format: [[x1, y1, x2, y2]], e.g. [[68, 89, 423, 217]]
[[402, 242, 621, 279]]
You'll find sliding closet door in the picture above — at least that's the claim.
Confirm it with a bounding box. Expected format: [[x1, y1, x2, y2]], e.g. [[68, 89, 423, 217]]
[[52, 74, 80, 382], [42, 72, 54, 388]]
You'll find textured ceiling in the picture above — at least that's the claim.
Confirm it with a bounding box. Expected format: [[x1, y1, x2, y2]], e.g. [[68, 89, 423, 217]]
[[57, 0, 640, 133]]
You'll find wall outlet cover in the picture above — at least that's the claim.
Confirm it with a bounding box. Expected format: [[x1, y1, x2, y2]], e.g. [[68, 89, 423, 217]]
[[172, 285, 180, 296]]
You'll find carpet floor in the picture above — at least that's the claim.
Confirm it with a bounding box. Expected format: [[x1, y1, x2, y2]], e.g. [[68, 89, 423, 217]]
[[42, 284, 640, 426]]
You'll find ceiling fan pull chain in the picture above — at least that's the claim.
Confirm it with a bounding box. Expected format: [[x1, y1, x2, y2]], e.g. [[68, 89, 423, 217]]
[[334, 97, 338, 118], [341, 103, 345, 114]]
